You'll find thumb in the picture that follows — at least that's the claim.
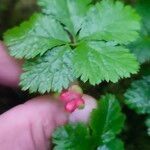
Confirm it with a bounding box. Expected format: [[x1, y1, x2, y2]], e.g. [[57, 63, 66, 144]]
[[0, 95, 96, 150], [69, 95, 97, 123], [0, 95, 68, 150]]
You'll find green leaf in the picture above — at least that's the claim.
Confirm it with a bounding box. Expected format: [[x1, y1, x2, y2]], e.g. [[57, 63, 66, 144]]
[[124, 76, 150, 114], [135, 0, 150, 35], [97, 138, 124, 150], [37, 0, 91, 35], [145, 116, 150, 136], [128, 1, 150, 64], [4, 13, 69, 59], [73, 41, 139, 85], [20, 45, 75, 93], [129, 36, 150, 64], [90, 94, 125, 144], [3, 0, 141, 93], [80, 0, 140, 44], [52, 123, 93, 150]]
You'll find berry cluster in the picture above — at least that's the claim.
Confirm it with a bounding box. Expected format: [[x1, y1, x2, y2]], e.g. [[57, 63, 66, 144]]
[[60, 85, 85, 113]]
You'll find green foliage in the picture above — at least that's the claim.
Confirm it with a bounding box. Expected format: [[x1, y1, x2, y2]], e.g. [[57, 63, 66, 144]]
[[90, 94, 125, 144], [124, 76, 150, 114], [97, 139, 124, 150], [79, 0, 140, 44], [52, 94, 125, 149], [0, 0, 150, 149], [145, 117, 150, 136], [125, 76, 150, 137], [37, 0, 91, 35], [4, 13, 69, 59], [129, 37, 150, 63], [135, 0, 150, 34], [52, 123, 93, 150], [74, 41, 138, 85], [130, 0, 150, 63], [20, 46, 75, 93], [4, 0, 140, 93]]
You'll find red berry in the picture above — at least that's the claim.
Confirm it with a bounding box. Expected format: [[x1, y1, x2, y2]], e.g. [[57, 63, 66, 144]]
[[60, 88, 85, 113], [60, 91, 70, 103], [60, 91, 81, 103], [76, 98, 85, 109], [69, 91, 81, 99], [65, 101, 77, 113]]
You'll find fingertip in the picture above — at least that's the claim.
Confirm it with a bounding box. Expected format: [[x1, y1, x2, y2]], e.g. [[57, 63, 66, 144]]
[[69, 95, 97, 123], [0, 42, 23, 87]]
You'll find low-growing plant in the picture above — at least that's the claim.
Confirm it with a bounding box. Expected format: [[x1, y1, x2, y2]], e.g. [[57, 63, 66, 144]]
[[3, 0, 150, 149]]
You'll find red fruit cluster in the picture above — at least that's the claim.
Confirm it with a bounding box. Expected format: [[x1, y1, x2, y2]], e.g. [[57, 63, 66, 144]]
[[60, 90, 85, 113]]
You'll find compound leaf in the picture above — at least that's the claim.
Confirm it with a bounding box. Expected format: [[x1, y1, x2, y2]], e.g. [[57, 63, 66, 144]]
[[3, 0, 141, 93]]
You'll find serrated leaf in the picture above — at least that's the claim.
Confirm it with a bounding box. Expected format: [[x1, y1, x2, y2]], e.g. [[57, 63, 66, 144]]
[[20, 46, 75, 93], [73, 41, 139, 85], [124, 76, 150, 114], [97, 138, 124, 150], [37, 0, 91, 35], [80, 0, 140, 44], [52, 123, 93, 150], [4, 13, 69, 59], [90, 94, 125, 144], [145, 116, 150, 136], [3, 0, 141, 93]]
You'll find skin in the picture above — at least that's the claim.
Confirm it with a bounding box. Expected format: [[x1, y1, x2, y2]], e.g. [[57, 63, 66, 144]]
[[0, 42, 97, 150]]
